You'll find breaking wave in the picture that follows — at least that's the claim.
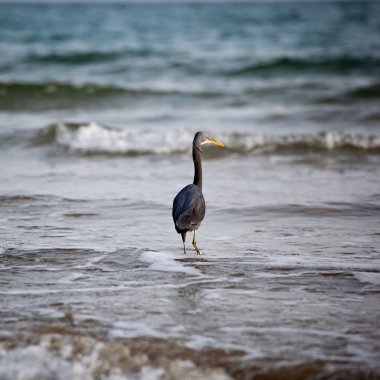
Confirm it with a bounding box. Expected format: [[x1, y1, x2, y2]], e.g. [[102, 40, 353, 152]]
[[34, 123, 194, 155], [31, 122, 380, 156], [222, 131, 380, 154]]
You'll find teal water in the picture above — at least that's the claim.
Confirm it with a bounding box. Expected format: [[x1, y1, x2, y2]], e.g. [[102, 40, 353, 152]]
[[0, 2, 380, 380], [0, 2, 380, 130]]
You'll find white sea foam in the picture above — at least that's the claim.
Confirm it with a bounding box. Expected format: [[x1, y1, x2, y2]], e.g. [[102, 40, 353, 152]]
[[33, 307, 66, 319], [0, 285, 133, 296], [0, 343, 89, 380], [0, 335, 232, 380], [139, 250, 202, 276], [353, 271, 380, 286], [56, 122, 193, 155], [52, 123, 380, 155], [185, 335, 219, 351], [109, 321, 162, 339], [221, 130, 380, 153], [57, 272, 86, 284]]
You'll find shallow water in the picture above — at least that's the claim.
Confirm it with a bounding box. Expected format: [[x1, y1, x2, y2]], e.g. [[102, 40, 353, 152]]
[[1, 2, 380, 379], [1, 150, 380, 379]]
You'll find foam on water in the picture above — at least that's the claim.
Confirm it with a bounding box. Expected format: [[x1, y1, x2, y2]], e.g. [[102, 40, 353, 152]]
[[32, 307, 67, 319], [353, 272, 380, 286], [0, 335, 233, 380], [47, 123, 380, 156], [55, 123, 192, 155], [139, 250, 203, 276], [109, 321, 162, 339], [57, 272, 87, 284], [0, 285, 134, 296], [221, 131, 380, 154]]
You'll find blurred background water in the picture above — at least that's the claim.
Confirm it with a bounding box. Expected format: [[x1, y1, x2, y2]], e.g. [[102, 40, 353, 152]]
[[0, 2, 380, 379]]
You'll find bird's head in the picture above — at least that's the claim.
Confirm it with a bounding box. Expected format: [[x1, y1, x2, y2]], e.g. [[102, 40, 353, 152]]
[[193, 131, 224, 150]]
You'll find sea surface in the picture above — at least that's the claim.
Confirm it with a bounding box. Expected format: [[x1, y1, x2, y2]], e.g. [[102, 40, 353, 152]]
[[1, 2, 380, 379]]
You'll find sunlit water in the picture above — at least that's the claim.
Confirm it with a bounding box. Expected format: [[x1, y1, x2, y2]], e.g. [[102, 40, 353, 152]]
[[1, 2, 380, 379]]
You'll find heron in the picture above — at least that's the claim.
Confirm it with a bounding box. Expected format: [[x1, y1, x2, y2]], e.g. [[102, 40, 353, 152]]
[[172, 131, 224, 255]]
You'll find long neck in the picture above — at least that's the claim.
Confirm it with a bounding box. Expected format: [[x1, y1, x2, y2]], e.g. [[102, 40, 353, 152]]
[[192, 144, 202, 191]]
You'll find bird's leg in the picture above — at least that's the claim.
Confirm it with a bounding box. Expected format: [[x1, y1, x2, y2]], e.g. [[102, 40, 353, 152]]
[[192, 231, 202, 256], [181, 232, 187, 254]]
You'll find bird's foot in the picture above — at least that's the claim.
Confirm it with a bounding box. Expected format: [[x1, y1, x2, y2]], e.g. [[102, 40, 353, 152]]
[[192, 241, 202, 256]]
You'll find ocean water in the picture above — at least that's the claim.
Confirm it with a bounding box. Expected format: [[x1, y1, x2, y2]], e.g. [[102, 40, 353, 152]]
[[1, 2, 380, 379]]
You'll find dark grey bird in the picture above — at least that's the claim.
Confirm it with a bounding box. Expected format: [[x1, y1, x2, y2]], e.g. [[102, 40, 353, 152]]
[[172, 131, 224, 255]]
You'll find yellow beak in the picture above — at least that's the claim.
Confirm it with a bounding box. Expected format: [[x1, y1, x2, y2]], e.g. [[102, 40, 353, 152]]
[[207, 137, 224, 147]]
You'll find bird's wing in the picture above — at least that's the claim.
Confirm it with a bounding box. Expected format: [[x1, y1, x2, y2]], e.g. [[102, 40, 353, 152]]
[[172, 184, 205, 230]]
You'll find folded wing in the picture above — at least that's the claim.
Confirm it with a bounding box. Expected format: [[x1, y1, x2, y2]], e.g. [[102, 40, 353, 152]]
[[172, 184, 206, 233]]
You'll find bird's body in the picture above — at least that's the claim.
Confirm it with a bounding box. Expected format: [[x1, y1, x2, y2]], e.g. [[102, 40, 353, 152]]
[[172, 184, 206, 235], [172, 131, 224, 255]]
